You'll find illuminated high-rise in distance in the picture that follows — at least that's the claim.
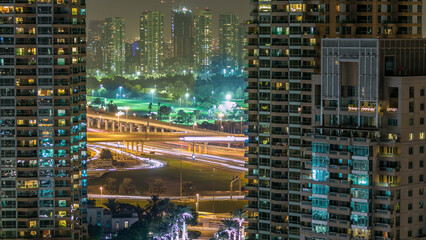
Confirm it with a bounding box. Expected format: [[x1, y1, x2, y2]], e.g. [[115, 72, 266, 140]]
[[0, 0, 88, 239], [140, 10, 164, 75], [219, 13, 242, 72], [171, 7, 193, 67], [102, 17, 125, 76], [193, 9, 212, 74]]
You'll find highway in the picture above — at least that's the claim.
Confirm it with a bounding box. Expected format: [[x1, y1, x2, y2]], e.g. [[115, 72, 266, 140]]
[[88, 194, 244, 201], [95, 141, 247, 172], [87, 144, 166, 171]]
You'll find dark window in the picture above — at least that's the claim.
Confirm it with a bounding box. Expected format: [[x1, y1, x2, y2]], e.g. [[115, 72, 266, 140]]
[[409, 147, 414, 155], [421, 104, 425, 111], [421, 160, 424, 168], [421, 118, 425, 125], [420, 175, 424, 182], [409, 190, 413, 197], [408, 217, 412, 223], [421, 146, 424, 154], [409, 203, 413, 210], [410, 118, 414, 126], [409, 102, 414, 112], [409, 176, 413, 183], [421, 89, 425, 96], [408, 231, 412, 237], [410, 87, 414, 98], [420, 215, 424, 222], [409, 162, 413, 169]]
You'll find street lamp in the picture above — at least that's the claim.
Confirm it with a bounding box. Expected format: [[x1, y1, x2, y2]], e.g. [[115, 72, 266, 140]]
[[100, 187, 103, 206], [124, 107, 129, 119], [116, 111, 124, 132], [116, 93, 119, 99], [119, 86, 123, 99], [226, 94, 232, 101], [169, 116, 172, 126], [150, 89, 155, 103], [240, 116, 243, 134], [218, 113, 224, 132], [179, 98, 182, 107], [193, 97, 195, 107], [211, 90, 214, 98], [185, 93, 189, 107], [193, 122, 197, 131]]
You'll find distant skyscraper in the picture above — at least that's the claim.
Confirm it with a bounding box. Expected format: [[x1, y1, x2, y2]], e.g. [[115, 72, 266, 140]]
[[103, 17, 126, 75], [194, 9, 213, 73], [172, 7, 193, 66], [140, 10, 164, 75], [88, 20, 104, 73], [0, 0, 88, 239], [219, 13, 241, 71]]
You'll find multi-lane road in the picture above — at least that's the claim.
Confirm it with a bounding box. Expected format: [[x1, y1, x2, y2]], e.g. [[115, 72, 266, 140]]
[[90, 141, 247, 172]]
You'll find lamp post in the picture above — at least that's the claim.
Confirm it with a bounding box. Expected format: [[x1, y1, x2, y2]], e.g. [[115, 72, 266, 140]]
[[100, 187, 103, 206], [179, 98, 182, 107], [116, 111, 123, 132], [124, 107, 129, 119], [169, 116, 172, 126], [150, 89, 155, 103], [218, 113, 224, 132], [193, 97, 195, 107], [240, 116, 243, 134], [185, 93, 189, 107], [119, 86, 122, 99]]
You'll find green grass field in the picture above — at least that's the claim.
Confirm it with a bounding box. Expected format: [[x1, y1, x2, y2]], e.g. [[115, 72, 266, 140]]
[[88, 154, 244, 196]]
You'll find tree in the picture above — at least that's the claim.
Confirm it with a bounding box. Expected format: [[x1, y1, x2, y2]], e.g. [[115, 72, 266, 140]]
[[151, 220, 173, 240], [218, 219, 239, 240], [103, 198, 121, 215], [168, 205, 196, 240], [88, 224, 103, 240], [193, 110, 201, 121], [119, 178, 136, 195], [114, 220, 149, 240], [145, 195, 162, 221], [232, 209, 246, 240], [104, 178, 118, 194], [182, 182, 194, 196], [148, 103, 153, 113], [177, 110, 187, 123], [100, 149, 113, 161], [150, 179, 166, 196], [158, 106, 171, 120], [107, 100, 118, 113], [93, 98, 102, 105]]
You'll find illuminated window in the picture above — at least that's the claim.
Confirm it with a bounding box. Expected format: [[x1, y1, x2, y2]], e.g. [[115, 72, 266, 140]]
[[72, 47, 78, 54], [58, 200, 66, 207], [38, 88, 53, 96], [30, 231, 37, 237], [420, 132, 425, 140], [72, 8, 77, 15], [15, 7, 23, 13], [58, 58, 65, 65], [259, 4, 271, 12], [0, 6, 14, 14], [72, 57, 78, 64], [59, 220, 67, 227], [30, 221, 37, 228], [58, 119, 66, 126], [58, 48, 64, 55], [288, 4, 306, 12], [409, 133, 413, 141], [58, 211, 66, 217]]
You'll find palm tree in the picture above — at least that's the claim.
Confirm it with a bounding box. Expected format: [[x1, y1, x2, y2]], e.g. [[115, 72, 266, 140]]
[[157, 198, 176, 218], [219, 218, 239, 240], [232, 208, 246, 240], [151, 221, 173, 240], [174, 205, 194, 240], [145, 195, 162, 220], [103, 198, 121, 215]]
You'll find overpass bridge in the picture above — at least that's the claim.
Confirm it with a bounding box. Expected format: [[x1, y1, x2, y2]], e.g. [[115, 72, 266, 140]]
[[87, 111, 234, 136], [87, 111, 247, 153]]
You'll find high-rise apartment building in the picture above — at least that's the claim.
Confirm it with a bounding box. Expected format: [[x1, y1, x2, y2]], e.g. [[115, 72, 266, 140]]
[[171, 7, 193, 66], [0, 0, 88, 239], [219, 13, 241, 71], [102, 17, 125, 76], [245, 1, 423, 240], [140, 10, 164, 75], [194, 9, 212, 73], [87, 20, 104, 74]]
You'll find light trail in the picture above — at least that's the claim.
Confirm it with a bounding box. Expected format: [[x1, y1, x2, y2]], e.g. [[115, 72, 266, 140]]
[[88, 194, 245, 201], [87, 144, 166, 171], [96, 142, 248, 172]]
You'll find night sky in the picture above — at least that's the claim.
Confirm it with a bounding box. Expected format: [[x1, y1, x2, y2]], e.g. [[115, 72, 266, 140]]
[[87, 0, 250, 41]]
